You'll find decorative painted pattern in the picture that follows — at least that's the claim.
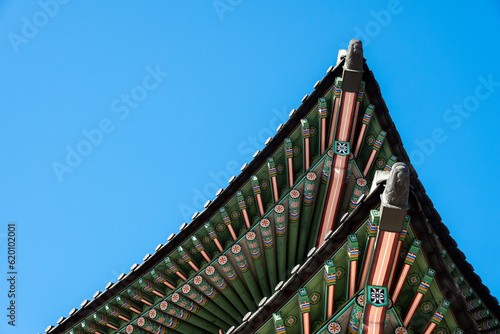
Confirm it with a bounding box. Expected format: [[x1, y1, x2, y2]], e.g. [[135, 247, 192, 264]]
[[218, 255, 238, 282], [246, 231, 261, 260], [467, 298, 482, 310], [274, 205, 286, 236], [375, 157, 386, 169], [318, 97, 328, 118], [284, 138, 294, 158], [367, 210, 380, 237], [164, 257, 180, 275], [336, 267, 346, 280], [260, 218, 273, 249], [292, 145, 301, 157], [362, 104, 375, 125], [276, 163, 285, 175], [373, 131, 386, 151], [367, 285, 387, 306], [478, 318, 499, 330], [177, 246, 192, 265], [347, 235, 359, 261], [181, 284, 208, 306], [236, 191, 247, 210], [303, 172, 317, 205], [171, 293, 197, 312], [333, 77, 343, 98], [407, 273, 420, 286], [384, 155, 398, 171], [400, 215, 411, 242], [220, 208, 231, 226], [298, 288, 311, 313], [365, 135, 375, 146], [302, 119, 311, 139], [348, 294, 364, 333], [357, 81, 365, 101], [404, 239, 421, 266], [395, 326, 408, 333], [289, 190, 301, 223], [321, 150, 333, 182], [273, 313, 286, 333], [430, 300, 450, 325], [205, 265, 227, 290], [204, 222, 217, 241], [471, 308, 490, 320], [417, 269, 435, 294], [231, 244, 249, 272], [193, 275, 216, 298], [348, 178, 367, 212], [309, 291, 321, 305], [285, 315, 298, 327], [251, 175, 261, 194], [328, 321, 342, 334], [324, 260, 336, 285]]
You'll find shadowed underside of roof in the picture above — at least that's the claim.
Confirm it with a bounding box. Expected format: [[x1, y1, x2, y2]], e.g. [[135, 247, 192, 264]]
[[46, 40, 500, 334]]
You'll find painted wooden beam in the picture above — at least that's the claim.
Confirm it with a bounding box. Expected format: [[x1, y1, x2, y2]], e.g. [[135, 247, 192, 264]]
[[284, 138, 295, 188], [318, 97, 328, 154], [347, 234, 359, 299], [296, 172, 318, 263], [180, 284, 231, 330], [192, 275, 241, 323], [403, 268, 435, 327], [191, 235, 211, 264], [273, 313, 286, 334], [165, 257, 187, 282], [323, 260, 336, 320], [220, 208, 237, 241], [236, 191, 251, 229], [92, 313, 119, 330], [362, 130, 386, 177], [252, 175, 265, 216], [348, 178, 367, 212], [392, 239, 421, 304], [217, 255, 256, 311], [115, 296, 142, 314], [267, 158, 280, 203], [359, 210, 380, 289], [299, 288, 311, 334], [170, 291, 230, 330], [274, 204, 287, 282], [151, 268, 176, 290], [423, 300, 450, 334], [301, 119, 311, 170], [138, 277, 166, 298], [387, 215, 410, 292], [204, 222, 224, 253], [353, 104, 374, 158], [349, 81, 365, 148], [104, 303, 131, 322], [231, 244, 262, 304], [246, 231, 271, 297], [259, 218, 278, 290], [308, 150, 333, 250], [126, 287, 153, 306], [287, 189, 301, 273], [205, 265, 247, 316]]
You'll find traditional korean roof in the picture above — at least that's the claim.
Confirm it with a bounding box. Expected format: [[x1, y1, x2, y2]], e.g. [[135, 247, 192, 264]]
[[45, 40, 500, 334]]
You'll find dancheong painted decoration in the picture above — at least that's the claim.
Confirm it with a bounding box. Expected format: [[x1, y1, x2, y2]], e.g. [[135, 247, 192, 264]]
[[45, 40, 500, 334]]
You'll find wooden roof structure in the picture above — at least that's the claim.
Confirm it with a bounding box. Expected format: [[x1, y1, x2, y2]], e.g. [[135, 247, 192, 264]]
[[45, 40, 500, 334]]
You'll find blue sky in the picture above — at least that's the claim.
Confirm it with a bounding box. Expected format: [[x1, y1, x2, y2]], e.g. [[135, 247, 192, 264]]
[[1, 1, 499, 333]]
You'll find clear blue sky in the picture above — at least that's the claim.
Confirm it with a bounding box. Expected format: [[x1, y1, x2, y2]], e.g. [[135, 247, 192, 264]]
[[1, 1, 499, 333]]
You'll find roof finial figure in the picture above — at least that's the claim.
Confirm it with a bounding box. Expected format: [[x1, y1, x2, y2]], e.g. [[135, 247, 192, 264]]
[[345, 39, 363, 71], [382, 162, 410, 209]]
